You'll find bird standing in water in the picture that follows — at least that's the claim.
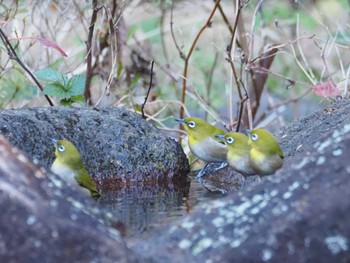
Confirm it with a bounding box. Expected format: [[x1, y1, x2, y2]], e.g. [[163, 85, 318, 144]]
[[176, 117, 227, 177], [51, 139, 101, 198]]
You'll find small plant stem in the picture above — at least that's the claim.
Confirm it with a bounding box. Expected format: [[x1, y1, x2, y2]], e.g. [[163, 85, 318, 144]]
[[141, 60, 155, 119], [0, 29, 54, 106], [170, 0, 186, 60], [179, 0, 221, 121], [85, 0, 100, 106], [226, 0, 246, 131], [204, 52, 218, 121]]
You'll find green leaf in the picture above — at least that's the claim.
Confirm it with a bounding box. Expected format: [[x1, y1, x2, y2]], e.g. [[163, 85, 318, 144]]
[[0, 69, 36, 108], [117, 63, 123, 78], [60, 98, 73, 106], [66, 75, 85, 96], [35, 68, 66, 83], [71, 94, 86, 103], [59, 95, 86, 107], [43, 82, 68, 98]]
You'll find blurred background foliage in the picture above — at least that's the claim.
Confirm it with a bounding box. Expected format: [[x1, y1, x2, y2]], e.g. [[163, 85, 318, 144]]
[[0, 0, 349, 131]]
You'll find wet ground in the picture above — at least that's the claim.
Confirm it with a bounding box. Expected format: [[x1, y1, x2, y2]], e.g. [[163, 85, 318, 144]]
[[97, 175, 227, 238]]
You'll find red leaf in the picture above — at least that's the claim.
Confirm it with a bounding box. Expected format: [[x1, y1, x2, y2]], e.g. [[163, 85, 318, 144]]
[[313, 80, 339, 99], [35, 36, 67, 57]]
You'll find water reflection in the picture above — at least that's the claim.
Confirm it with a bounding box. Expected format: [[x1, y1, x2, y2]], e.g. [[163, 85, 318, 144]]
[[97, 176, 226, 237]]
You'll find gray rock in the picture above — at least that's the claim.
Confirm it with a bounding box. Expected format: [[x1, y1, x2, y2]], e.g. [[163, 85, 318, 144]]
[[0, 136, 137, 263], [0, 106, 190, 182], [131, 100, 350, 262], [1, 101, 350, 263]]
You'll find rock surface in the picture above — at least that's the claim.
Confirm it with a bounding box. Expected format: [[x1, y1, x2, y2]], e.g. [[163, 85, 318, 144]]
[[0, 106, 190, 183], [0, 136, 137, 263], [1, 101, 350, 262], [131, 100, 350, 262]]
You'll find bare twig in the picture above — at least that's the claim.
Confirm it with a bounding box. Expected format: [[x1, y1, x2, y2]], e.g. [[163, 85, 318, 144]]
[[179, 0, 221, 118], [0, 29, 54, 106], [85, 0, 101, 105], [226, 0, 247, 131], [103, 5, 119, 99], [250, 34, 316, 64], [160, 0, 170, 66], [296, 14, 315, 81], [249, 47, 278, 119], [141, 60, 155, 119], [170, 0, 186, 60], [217, 2, 242, 50], [204, 52, 219, 121]]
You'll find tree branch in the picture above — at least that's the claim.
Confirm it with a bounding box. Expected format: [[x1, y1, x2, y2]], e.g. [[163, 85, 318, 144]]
[[0, 29, 54, 106]]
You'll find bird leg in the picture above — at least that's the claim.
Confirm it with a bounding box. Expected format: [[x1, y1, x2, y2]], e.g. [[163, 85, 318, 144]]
[[240, 175, 247, 190], [196, 163, 209, 178], [214, 162, 227, 171]]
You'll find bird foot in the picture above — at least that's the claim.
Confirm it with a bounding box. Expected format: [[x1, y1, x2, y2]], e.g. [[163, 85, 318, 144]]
[[214, 162, 227, 171], [195, 168, 206, 178]]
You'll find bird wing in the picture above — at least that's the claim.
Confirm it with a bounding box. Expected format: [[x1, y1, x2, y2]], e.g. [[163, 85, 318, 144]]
[[75, 168, 100, 197]]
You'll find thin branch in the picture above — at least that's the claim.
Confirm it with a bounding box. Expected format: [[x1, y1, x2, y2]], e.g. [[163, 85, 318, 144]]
[[179, 0, 221, 121], [170, 0, 186, 60], [141, 60, 155, 119], [204, 52, 219, 121], [160, 0, 170, 67], [104, 6, 118, 98], [85, 0, 101, 106], [249, 34, 316, 64], [296, 13, 315, 81], [217, 2, 242, 50], [0, 29, 54, 106], [226, 0, 247, 131]]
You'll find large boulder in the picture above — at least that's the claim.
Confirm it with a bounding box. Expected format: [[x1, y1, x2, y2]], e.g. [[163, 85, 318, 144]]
[[0, 106, 190, 183], [131, 100, 350, 262], [0, 136, 137, 262], [1, 101, 350, 263]]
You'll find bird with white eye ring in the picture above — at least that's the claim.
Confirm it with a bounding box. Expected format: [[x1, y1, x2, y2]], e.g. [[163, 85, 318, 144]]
[[175, 117, 228, 178], [216, 132, 255, 188], [50, 138, 101, 198], [246, 128, 284, 176]]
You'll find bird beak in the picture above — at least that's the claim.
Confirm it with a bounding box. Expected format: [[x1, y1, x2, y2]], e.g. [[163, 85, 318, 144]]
[[215, 134, 225, 140], [244, 129, 251, 135], [175, 118, 186, 124], [50, 138, 58, 146]]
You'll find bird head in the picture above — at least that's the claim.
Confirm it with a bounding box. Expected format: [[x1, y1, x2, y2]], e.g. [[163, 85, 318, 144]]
[[175, 117, 225, 141], [247, 129, 284, 157], [51, 138, 83, 169]]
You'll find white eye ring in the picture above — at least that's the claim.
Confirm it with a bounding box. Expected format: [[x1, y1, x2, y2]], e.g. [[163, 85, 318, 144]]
[[251, 133, 259, 141], [58, 145, 65, 152], [188, 121, 196, 128], [226, 137, 234, 144]]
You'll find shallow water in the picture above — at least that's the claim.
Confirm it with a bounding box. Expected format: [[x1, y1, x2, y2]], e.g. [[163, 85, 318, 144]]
[[98, 176, 226, 237]]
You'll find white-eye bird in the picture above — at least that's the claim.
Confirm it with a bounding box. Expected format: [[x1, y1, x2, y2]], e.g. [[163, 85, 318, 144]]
[[51, 139, 100, 198], [216, 132, 256, 187], [247, 128, 284, 176], [176, 117, 228, 177]]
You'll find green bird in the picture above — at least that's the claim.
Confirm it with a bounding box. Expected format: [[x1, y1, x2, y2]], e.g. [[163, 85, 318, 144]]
[[176, 117, 227, 178], [51, 139, 101, 198], [247, 128, 284, 176], [216, 132, 256, 187]]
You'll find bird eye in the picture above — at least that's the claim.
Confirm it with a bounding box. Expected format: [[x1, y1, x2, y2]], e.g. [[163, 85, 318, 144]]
[[251, 133, 259, 141], [58, 145, 65, 152], [226, 137, 234, 144], [188, 121, 196, 128]]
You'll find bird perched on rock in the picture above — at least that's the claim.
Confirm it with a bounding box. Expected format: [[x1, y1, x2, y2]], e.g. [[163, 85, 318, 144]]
[[51, 139, 101, 198], [216, 132, 255, 187], [176, 117, 227, 178], [247, 129, 284, 176]]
